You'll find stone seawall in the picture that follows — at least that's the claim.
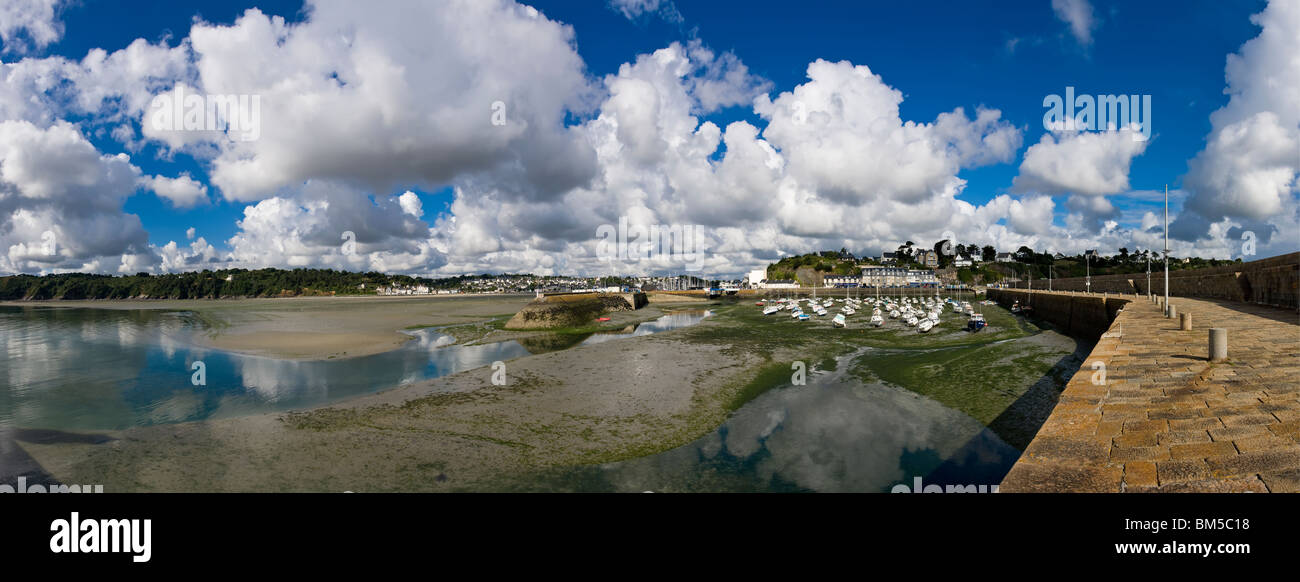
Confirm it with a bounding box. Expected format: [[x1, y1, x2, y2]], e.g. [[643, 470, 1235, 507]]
[[1021, 253, 1298, 310], [999, 294, 1300, 492], [986, 289, 1129, 339]]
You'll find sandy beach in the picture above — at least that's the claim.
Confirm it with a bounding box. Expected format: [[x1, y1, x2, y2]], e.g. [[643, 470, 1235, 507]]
[[3, 294, 536, 360]]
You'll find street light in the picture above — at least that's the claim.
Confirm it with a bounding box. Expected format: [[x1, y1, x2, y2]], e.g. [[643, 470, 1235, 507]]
[[1085, 250, 1094, 293], [1164, 184, 1170, 314]]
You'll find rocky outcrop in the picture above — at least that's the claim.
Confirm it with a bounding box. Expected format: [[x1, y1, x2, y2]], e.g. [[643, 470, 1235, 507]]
[[503, 293, 639, 330]]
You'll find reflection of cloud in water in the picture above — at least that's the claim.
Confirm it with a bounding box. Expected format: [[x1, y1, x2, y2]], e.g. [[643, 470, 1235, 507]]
[[739, 383, 987, 492], [414, 332, 456, 350], [142, 389, 206, 425], [1, 308, 713, 433], [576, 311, 712, 347], [237, 357, 316, 402], [561, 359, 1020, 493]]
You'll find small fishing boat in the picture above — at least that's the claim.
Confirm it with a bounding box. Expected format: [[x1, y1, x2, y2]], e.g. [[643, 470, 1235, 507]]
[[762, 305, 781, 315], [832, 313, 847, 327], [966, 313, 986, 332], [797, 313, 811, 321], [870, 313, 884, 327], [917, 318, 934, 333]]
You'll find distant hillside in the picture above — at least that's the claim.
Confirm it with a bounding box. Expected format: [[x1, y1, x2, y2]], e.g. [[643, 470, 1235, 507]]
[[0, 269, 519, 300], [766, 252, 860, 284]]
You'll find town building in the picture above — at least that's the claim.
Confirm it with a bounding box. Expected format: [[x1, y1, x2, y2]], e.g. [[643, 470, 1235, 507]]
[[823, 275, 859, 287], [915, 250, 939, 268], [906, 269, 940, 286], [860, 265, 907, 287]]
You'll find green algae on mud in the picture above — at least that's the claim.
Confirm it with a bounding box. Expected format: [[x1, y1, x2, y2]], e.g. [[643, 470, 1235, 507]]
[[675, 297, 1085, 448]]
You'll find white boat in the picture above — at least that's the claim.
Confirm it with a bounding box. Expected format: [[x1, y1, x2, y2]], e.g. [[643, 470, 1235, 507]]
[[870, 313, 884, 327], [762, 305, 781, 315], [905, 315, 918, 326], [917, 319, 934, 333], [832, 314, 847, 327]]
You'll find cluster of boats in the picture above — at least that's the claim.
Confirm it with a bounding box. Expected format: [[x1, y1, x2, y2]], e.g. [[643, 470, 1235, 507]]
[[757, 290, 994, 333]]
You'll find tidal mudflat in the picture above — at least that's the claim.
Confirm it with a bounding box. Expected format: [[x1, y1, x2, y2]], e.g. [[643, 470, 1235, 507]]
[[5, 293, 1086, 492]]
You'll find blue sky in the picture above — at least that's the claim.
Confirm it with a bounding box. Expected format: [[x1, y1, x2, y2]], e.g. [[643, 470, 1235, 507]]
[[536, 0, 1265, 227], [1, 0, 1294, 276]]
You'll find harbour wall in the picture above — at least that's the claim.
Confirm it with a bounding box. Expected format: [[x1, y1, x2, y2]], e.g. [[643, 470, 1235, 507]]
[[1014, 253, 1298, 310], [986, 289, 1128, 339], [535, 291, 647, 310]]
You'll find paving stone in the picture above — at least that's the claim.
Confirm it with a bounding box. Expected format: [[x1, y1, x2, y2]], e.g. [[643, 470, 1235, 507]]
[[1209, 425, 1271, 441], [1157, 459, 1211, 485], [1123, 461, 1158, 489], [1170, 417, 1224, 431], [1169, 441, 1238, 460], [1233, 434, 1298, 453], [1149, 477, 1269, 493], [999, 461, 1123, 493], [1206, 448, 1300, 478], [1220, 414, 1280, 427], [1259, 469, 1300, 493], [1113, 431, 1161, 448]]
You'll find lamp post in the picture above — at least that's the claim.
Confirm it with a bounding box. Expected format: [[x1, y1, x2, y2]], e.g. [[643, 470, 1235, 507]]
[[1164, 184, 1170, 315], [1085, 251, 1092, 293]]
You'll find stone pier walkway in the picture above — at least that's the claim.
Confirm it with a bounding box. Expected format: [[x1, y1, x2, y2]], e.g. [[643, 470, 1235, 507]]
[[1001, 293, 1300, 492]]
